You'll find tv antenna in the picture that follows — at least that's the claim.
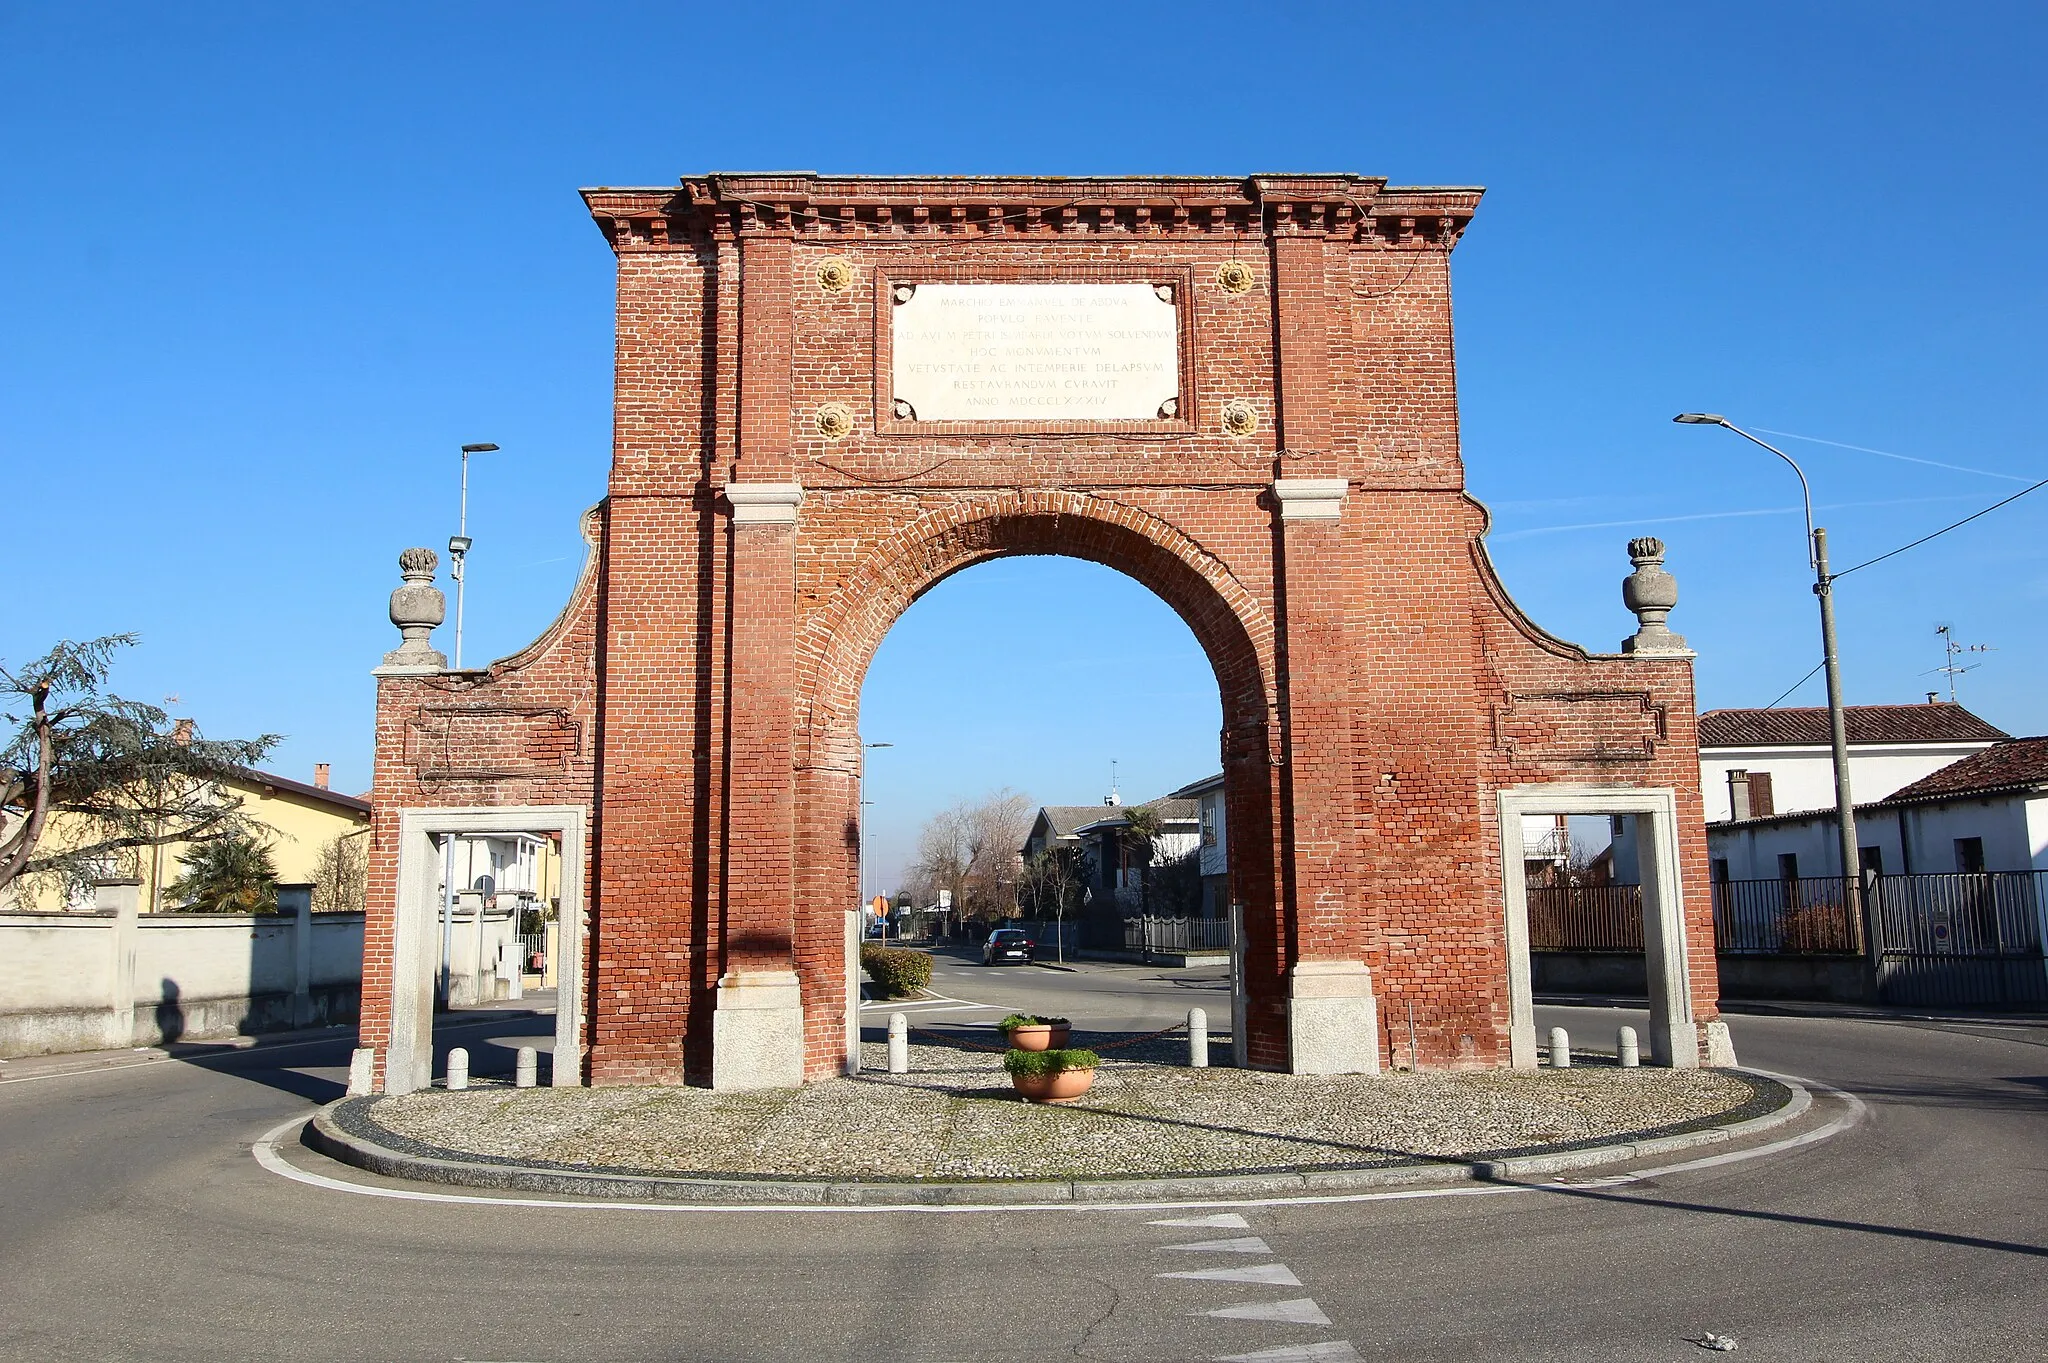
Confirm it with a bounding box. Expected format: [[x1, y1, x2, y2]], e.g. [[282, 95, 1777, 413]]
[[1927, 623, 1994, 702]]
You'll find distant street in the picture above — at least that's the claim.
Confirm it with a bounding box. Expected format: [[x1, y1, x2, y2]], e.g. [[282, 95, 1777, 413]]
[[1, 958, 2042, 1362]]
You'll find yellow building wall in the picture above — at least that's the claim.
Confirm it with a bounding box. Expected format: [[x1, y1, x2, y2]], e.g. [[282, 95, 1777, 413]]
[[2, 775, 369, 913]]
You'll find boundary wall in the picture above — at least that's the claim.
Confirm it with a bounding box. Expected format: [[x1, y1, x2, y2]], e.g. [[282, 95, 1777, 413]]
[[0, 882, 363, 1058]]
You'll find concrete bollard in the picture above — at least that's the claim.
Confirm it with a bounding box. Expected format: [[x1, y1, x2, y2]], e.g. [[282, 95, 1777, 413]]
[[1704, 1019, 1739, 1068], [1617, 1026, 1640, 1068], [347, 1047, 376, 1096], [1548, 1026, 1571, 1069], [1188, 1007, 1209, 1068], [446, 1047, 470, 1090], [515, 1046, 537, 1089], [887, 1013, 909, 1074]]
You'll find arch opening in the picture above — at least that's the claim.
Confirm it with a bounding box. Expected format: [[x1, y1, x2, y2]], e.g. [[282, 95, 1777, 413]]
[[785, 497, 1287, 1080]]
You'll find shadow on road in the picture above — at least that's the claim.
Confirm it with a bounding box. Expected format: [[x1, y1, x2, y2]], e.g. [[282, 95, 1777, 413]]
[[1511, 1175, 2048, 1260]]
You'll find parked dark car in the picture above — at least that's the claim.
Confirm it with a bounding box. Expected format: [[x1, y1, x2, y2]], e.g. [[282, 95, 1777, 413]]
[[983, 928, 1034, 966]]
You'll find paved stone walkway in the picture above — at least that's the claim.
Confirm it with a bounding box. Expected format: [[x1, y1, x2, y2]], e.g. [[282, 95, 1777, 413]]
[[361, 1035, 1780, 1182]]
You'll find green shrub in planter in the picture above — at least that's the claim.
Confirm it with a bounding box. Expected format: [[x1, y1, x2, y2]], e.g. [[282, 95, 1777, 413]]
[[998, 1013, 1070, 1032], [1002, 1047, 1101, 1077], [861, 946, 934, 998]]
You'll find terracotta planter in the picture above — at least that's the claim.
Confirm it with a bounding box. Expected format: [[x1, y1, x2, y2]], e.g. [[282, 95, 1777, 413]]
[[1010, 1066, 1097, 1104], [1004, 1024, 1071, 1052]]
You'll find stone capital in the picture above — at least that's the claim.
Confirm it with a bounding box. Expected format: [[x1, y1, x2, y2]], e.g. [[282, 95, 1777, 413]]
[[724, 482, 804, 527], [1273, 478, 1348, 521]]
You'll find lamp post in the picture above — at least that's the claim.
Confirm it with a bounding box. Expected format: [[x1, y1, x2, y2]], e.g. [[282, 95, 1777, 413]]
[[859, 742, 893, 939], [1674, 414, 1866, 950], [449, 442, 499, 669]]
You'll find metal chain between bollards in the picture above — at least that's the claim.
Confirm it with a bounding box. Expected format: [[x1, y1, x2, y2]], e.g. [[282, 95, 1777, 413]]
[[902, 1019, 1190, 1054]]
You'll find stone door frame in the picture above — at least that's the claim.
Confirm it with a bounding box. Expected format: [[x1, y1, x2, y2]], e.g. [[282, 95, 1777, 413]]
[[1496, 785, 1696, 1069], [387, 804, 587, 1095]]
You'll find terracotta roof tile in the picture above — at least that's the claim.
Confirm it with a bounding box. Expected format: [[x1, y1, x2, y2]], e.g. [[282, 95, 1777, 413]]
[[1698, 703, 2007, 748], [1883, 737, 2048, 802]]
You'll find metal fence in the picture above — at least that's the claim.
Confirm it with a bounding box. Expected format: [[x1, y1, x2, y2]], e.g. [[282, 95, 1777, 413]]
[[1870, 871, 2047, 1007], [1123, 915, 1233, 954], [1712, 877, 1862, 955], [1526, 885, 1644, 953], [1531, 872, 2047, 1007]]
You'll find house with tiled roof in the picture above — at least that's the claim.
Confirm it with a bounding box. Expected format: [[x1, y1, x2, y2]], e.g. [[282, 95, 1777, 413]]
[[1163, 773, 1229, 916], [1699, 700, 2008, 824], [1706, 734, 2048, 881], [1070, 796, 1202, 914], [1019, 804, 1121, 862]]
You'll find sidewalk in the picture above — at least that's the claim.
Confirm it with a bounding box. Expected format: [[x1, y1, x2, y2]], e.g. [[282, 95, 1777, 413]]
[[1539, 993, 2048, 1027], [0, 994, 561, 1084], [0, 1020, 357, 1083]]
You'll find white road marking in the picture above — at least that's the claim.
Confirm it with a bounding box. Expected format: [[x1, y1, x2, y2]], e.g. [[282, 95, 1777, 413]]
[[1151, 1213, 1251, 1229], [1216, 1343, 1360, 1361], [1159, 1263, 1303, 1286], [1203, 1299, 1332, 1327], [250, 1070, 1865, 1216], [1160, 1236, 1273, 1254]]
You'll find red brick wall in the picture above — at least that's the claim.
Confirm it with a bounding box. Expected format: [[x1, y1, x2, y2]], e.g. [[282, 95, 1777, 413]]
[[362, 174, 1716, 1087]]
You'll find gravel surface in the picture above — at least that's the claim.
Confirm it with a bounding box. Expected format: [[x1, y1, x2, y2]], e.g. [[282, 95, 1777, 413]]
[[363, 1034, 1775, 1182]]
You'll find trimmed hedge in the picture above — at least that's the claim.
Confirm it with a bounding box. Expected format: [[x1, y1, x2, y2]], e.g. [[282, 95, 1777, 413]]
[[861, 945, 933, 998], [1002, 1047, 1101, 1077]]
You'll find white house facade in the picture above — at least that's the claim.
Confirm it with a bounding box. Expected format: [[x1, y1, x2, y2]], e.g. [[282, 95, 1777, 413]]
[[1707, 736, 2048, 881], [1698, 702, 2006, 824]]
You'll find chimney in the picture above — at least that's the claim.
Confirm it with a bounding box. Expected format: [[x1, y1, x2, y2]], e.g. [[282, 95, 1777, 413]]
[[1926, 692, 1940, 704], [171, 718, 194, 747], [314, 763, 330, 790]]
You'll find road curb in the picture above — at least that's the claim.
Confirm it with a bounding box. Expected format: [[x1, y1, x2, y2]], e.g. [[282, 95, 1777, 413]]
[[299, 1068, 1812, 1206]]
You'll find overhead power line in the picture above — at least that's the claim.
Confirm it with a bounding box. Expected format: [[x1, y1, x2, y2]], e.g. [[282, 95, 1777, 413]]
[[1832, 475, 2048, 580]]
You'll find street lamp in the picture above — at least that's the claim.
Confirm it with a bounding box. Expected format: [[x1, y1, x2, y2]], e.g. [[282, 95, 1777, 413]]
[[450, 442, 499, 668], [859, 742, 893, 939], [1674, 414, 1865, 945]]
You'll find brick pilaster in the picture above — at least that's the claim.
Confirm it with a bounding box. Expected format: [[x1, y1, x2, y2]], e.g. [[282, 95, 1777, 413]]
[[721, 485, 804, 971]]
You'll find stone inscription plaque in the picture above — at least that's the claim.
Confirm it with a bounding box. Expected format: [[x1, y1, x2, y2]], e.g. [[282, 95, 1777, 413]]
[[891, 282, 1179, 422]]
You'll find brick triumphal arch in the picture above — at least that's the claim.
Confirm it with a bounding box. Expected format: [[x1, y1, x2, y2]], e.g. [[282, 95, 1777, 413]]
[[360, 173, 1719, 1094]]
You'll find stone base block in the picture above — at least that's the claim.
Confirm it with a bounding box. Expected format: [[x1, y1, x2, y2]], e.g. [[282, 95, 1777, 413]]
[[1287, 960, 1382, 1076], [711, 970, 806, 1091]]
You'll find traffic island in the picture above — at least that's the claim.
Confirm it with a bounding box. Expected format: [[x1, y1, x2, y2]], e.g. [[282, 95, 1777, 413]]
[[302, 1033, 1807, 1204]]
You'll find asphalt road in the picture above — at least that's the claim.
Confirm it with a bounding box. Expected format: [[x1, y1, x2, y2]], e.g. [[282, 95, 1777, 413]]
[[1, 950, 2041, 1362]]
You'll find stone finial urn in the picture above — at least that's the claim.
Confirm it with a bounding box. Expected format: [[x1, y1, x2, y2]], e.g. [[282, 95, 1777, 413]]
[[1621, 536, 1689, 654], [378, 547, 448, 673]]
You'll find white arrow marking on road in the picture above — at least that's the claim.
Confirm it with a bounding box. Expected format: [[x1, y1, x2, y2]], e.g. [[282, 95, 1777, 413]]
[[1159, 1263, 1303, 1286], [1214, 1343, 1361, 1362], [1160, 1236, 1273, 1253], [1150, 1212, 1251, 1229], [1203, 1298, 1332, 1326]]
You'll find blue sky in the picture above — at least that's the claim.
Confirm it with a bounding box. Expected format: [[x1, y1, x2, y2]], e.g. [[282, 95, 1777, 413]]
[[4, 3, 2043, 891]]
